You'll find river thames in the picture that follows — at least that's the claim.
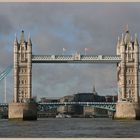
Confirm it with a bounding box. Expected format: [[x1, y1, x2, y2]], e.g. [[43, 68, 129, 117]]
[[0, 118, 140, 138]]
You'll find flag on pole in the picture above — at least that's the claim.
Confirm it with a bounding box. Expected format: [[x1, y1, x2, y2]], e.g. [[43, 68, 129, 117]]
[[84, 48, 88, 55], [62, 48, 66, 55], [85, 48, 88, 51], [63, 48, 66, 52]]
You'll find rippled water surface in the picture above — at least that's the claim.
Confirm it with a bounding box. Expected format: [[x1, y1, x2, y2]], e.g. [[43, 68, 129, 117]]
[[0, 118, 140, 138]]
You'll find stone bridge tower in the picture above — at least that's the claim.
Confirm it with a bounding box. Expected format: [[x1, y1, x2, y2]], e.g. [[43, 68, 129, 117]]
[[117, 28, 139, 103], [13, 30, 32, 103], [115, 28, 140, 119], [9, 31, 37, 120]]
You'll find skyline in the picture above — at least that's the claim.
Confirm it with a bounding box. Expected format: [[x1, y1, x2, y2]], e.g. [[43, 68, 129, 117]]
[[0, 3, 140, 102]]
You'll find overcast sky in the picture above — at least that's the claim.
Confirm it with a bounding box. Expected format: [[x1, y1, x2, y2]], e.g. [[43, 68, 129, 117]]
[[0, 3, 140, 102]]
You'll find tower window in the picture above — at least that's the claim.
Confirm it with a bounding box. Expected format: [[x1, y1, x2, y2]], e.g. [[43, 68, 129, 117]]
[[128, 54, 131, 59], [128, 47, 131, 50]]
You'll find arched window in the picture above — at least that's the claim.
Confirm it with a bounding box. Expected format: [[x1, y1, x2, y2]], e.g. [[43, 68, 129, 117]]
[[128, 54, 131, 59]]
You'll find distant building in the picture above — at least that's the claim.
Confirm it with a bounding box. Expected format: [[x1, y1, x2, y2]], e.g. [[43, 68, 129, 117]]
[[39, 97, 59, 103], [105, 95, 118, 102], [83, 106, 108, 118], [38, 97, 59, 118], [73, 93, 106, 102], [73, 92, 106, 115], [57, 95, 75, 115], [38, 86, 118, 118]]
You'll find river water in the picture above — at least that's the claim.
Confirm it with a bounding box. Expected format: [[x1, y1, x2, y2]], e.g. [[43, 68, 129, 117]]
[[0, 118, 140, 138]]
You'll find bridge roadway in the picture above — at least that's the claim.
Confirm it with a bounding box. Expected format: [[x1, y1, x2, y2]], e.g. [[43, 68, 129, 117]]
[[32, 55, 121, 63], [0, 102, 116, 112]]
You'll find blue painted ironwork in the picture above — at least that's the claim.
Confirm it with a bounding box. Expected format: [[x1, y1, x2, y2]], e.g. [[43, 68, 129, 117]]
[[0, 103, 8, 111], [0, 102, 116, 112], [0, 65, 13, 82], [37, 102, 116, 112]]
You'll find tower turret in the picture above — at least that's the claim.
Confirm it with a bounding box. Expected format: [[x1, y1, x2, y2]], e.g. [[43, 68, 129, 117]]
[[116, 36, 120, 55], [134, 33, 139, 50], [20, 30, 25, 43], [27, 33, 32, 99], [13, 33, 18, 102], [134, 33, 139, 103], [120, 34, 125, 47], [27, 34, 32, 46], [14, 34, 18, 52], [27, 33, 32, 52], [14, 34, 18, 45], [124, 28, 130, 44]]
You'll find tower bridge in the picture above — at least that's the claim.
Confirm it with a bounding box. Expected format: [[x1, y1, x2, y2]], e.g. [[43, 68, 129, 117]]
[[7, 28, 140, 120]]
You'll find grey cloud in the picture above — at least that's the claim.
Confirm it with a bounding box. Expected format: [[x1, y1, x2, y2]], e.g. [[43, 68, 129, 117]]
[[0, 15, 13, 35], [0, 3, 139, 101]]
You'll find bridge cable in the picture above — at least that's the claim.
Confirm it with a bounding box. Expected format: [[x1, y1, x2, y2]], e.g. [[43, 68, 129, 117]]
[[0, 65, 13, 82]]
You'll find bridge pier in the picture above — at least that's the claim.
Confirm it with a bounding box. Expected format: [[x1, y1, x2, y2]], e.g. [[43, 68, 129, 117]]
[[114, 102, 140, 120], [8, 102, 37, 120]]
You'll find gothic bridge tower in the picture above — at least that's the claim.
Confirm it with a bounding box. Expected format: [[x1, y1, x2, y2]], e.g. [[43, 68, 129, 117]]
[[8, 31, 37, 120], [117, 28, 139, 103], [14, 30, 32, 103], [115, 27, 140, 119]]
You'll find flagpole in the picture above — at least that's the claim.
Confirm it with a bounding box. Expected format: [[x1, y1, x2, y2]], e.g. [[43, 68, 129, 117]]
[[63, 48, 66, 55], [84, 48, 87, 55], [62, 48, 64, 55]]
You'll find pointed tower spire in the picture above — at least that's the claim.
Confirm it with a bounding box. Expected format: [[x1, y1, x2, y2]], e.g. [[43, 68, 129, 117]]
[[131, 36, 133, 42], [117, 36, 120, 46], [120, 33, 125, 46], [125, 24, 129, 33], [20, 30, 25, 43], [14, 33, 18, 45], [134, 33, 139, 46], [27, 32, 32, 46], [116, 36, 120, 55], [124, 25, 130, 44], [93, 85, 97, 95]]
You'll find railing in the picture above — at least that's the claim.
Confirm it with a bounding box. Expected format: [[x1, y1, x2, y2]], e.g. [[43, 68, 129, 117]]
[[0, 102, 116, 112], [38, 102, 116, 112], [38, 102, 116, 105], [32, 55, 121, 63]]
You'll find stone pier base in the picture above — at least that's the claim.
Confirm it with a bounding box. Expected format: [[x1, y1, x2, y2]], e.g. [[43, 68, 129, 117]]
[[8, 102, 37, 120], [114, 102, 140, 120]]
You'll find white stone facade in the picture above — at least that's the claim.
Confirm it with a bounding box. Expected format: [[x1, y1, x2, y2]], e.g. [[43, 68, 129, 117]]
[[13, 31, 32, 103], [117, 29, 139, 103]]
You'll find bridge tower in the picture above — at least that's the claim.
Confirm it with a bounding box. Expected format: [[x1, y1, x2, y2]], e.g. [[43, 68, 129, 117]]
[[115, 27, 140, 119], [13, 30, 32, 103], [8, 31, 37, 120]]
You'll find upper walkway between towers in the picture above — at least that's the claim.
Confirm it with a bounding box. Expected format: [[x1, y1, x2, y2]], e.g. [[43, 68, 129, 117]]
[[32, 54, 121, 63]]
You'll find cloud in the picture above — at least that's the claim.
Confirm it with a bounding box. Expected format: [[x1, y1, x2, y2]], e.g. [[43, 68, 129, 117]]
[[0, 3, 139, 102], [0, 14, 13, 35]]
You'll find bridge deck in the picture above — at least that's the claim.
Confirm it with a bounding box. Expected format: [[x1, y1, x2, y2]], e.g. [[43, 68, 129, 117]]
[[32, 55, 121, 63]]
